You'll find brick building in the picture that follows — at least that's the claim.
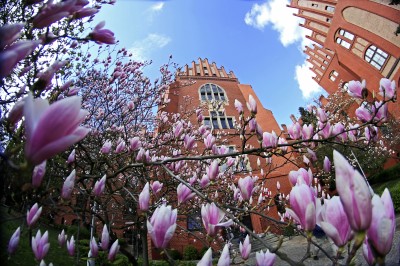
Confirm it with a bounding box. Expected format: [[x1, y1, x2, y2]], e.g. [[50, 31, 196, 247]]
[[288, 0, 400, 117], [151, 58, 297, 257]]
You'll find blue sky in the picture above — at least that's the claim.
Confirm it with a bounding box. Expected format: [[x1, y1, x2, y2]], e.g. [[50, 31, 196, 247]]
[[94, 0, 324, 126]]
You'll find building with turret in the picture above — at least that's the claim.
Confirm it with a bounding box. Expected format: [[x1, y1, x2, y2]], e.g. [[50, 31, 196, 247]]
[[151, 58, 297, 258]]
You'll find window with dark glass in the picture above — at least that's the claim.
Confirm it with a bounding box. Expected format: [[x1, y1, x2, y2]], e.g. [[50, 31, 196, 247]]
[[205, 111, 234, 129], [365, 45, 388, 71]]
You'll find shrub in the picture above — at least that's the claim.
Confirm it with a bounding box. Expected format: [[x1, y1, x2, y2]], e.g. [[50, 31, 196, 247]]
[[183, 245, 199, 260], [199, 247, 209, 258], [368, 163, 400, 184], [167, 249, 182, 260]]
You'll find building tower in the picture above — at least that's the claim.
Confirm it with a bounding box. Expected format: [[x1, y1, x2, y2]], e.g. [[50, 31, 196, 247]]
[[289, 0, 400, 117], [154, 58, 296, 256]]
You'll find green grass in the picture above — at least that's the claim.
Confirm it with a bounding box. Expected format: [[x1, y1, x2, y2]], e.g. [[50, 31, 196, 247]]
[[0, 207, 86, 266], [371, 178, 400, 213]]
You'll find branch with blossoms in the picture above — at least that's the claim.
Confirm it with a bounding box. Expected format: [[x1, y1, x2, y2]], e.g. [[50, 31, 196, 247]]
[[1, 2, 399, 265]]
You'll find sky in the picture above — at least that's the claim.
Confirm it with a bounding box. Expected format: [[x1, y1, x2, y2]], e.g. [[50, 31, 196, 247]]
[[94, 0, 325, 126]]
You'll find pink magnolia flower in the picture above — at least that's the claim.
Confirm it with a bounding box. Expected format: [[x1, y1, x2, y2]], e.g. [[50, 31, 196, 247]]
[[247, 95, 257, 114], [206, 160, 219, 180], [318, 121, 331, 139], [27, 203, 42, 228], [32, 161, 46, 188], [139, 182, 150, 211], [90, 237, 98, 258], [147, 205, 177, 248], [89, 21, 116, 44], [93, 175, 106, 197], [301, 124, 314, 140], [114, 140, 126, 153], [0, 40, 41, 79], [316, 108, 327, 123], [347, 80, 366, 99], [286, 184, 316, 232], [129, 137, 141, 151], [255, 250, 276, 266], [288, 168, 312, 186], [234, 99, 243, 113], [238, 176, 257, 201], [199, 174, 210, 188], [204, 134, 215, 150], [319, 196, 353, 247], [373, 101, 388, 122], [332, 123, 347, 142], [198, 248, 212, 266], [323, 156, 331, 173], [262, 131, 278, 149], [363, 238, 375, 266], [24, 93, 89, 165], [58, 230, 67, 247], [239, 235, 251, 260], [288, 122, 301, 140], [333, 150, 372, 231], [367, 189, 395, 257], [67, 149, 75, 164], [32, 0, 76, 29], [0, 23, 24, 49], [61, 170, 76, 200], [66, 236, 75, 256], [201, 203, 233, 236], [100, 140, 112, 154], [151, 181, 163, 196], [101, 225, 109, 251], [73, 7, 99, 19], [37, 60, 68, 88], [355, 105, 372, 122], [379, 78, 396, 100], [217, 244, 230, 266], [7, 227, 21, 255], [32, 230, 50, 261], [108, 240, 120, 261], [177, 183, 195, 205], [8, 99, 25, 125]]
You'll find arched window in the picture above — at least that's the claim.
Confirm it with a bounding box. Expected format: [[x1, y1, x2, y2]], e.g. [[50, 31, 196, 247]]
[[199, 83, 227, 102], [329, 70, 338, 81], [365, 45, 388, 71]]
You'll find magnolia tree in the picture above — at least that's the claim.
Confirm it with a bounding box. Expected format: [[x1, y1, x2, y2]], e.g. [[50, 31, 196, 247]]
[[1, 1, 398, 266]]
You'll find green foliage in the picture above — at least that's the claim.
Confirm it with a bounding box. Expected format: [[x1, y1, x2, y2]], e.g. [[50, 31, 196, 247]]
[[149, 261, 170, 266], [199, 247, 209, 258], [298, 107, 317, 127], [66, 224, 91, 239], [167, 249, 182, 260], [372, 177, 400, 214], [183, 245, 199, 260], [368, 163, 400, 185], [283, 226, 296, 237]]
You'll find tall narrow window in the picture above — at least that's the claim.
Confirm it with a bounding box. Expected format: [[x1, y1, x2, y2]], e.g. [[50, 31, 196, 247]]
[[339, 29, 354, 40], [199, 83, 227, 102], [205, 111, 234, 129], [336, 38, 350, 49], [329, 70, 338, 81], [325, 6, 335, 12], [365, 45, 388, 71]]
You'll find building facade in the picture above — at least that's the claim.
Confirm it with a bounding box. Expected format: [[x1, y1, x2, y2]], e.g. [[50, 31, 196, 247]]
[[289, 0, 400, 117], [152, 58, 297, 257]]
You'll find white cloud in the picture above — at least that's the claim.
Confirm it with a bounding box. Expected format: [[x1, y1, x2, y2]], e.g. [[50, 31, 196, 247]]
[[244, 0, 312, 47], [245, 0, 321, 98], [150, 2, 164, 12], [295, 62, 322, 98], [129, 34, 171, 62]]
